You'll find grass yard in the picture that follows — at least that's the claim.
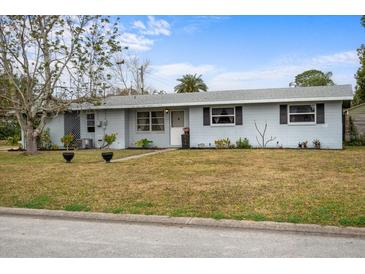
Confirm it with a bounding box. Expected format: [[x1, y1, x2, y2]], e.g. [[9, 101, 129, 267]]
[[0, 147, 364, 227]]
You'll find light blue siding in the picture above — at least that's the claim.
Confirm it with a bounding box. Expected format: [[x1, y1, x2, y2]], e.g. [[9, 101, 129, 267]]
[[94, 109, 126, 149], [44, 114, 64, 147], [189, 102, 343, 149]]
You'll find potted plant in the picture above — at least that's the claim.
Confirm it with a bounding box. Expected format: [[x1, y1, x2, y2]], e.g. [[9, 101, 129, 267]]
[[101, 133, 117, 163], [61, 133, 75, 163]]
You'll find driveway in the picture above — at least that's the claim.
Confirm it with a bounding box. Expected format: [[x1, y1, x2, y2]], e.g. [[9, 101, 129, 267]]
[[0, 215, 364, 257]]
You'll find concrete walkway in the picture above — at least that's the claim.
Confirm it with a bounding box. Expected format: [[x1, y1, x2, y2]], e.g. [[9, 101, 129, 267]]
[[111, 148, 176, 162], [0, 214, 364, 257]]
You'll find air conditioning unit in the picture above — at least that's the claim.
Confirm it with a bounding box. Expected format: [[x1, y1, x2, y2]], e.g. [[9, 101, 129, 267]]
[[81, 138, 93, 149]]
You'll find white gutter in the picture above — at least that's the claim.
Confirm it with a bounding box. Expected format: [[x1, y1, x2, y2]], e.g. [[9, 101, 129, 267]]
[[69, 96, 353, 110]]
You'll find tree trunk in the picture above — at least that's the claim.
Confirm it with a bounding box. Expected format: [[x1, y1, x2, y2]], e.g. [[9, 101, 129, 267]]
[[25, 125, 38, 154]]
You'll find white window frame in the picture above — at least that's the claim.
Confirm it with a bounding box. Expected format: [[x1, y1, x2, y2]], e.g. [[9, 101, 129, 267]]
[[288, 104, 316, 125], [136, 111, 165, 132], [210, 106, 235, 126]]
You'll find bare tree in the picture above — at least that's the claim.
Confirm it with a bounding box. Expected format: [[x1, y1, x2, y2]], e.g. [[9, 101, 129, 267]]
[[0, 16, 122, 153], [127, 56, 150, 94], [110, 51, 130, 91], [254, 121, 277, 148], [111, 54, 150, 95]]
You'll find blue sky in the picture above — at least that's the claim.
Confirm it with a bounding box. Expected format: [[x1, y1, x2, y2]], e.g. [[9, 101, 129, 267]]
[[117, 16, 364, 92]]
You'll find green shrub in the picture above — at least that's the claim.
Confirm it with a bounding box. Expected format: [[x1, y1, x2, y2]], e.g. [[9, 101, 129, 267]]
[[236, 137, 251, 149], [103, 133, 117, 148], [7, 134, 20, 146], [0, 120, 20, 140], [60, 133, 74, 150], [312, 139, 321, 149], [135, 138, 153, 148], [39, 128, 52, 149], [50, 144, 59, 150], [214, 138, 231, 149]]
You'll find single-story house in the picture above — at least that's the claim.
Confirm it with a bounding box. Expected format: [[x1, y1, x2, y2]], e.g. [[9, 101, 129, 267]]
[[36, 85, 353, 149]]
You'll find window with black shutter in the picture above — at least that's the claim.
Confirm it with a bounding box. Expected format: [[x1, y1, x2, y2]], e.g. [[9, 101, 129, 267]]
[[288, 104, 316, 124], [235, 106, 243, 125], [203, 107, 210, 126], [316, 103, 325, 124], [280, 105, 288, 124]]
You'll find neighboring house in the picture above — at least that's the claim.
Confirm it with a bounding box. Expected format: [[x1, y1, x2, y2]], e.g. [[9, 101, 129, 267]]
[[32, 85, 353, 149], [344, 102, 365, 137]]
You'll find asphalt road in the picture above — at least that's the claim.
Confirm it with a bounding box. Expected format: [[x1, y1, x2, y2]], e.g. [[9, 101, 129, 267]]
[[0, 215, 364, 257]]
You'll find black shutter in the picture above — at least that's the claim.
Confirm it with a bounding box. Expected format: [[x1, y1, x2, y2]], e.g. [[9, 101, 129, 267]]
[[317, 103, 325, 124], [235, 106, 243, 125], [203, 107, 210, 126], [280, 105, 288, 124]]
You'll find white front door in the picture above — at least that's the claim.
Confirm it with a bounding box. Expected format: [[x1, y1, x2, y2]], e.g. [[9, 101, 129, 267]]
[[170, 111, 185, 146]]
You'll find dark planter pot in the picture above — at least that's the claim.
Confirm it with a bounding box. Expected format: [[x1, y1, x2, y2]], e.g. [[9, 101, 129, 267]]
[[62, 152, 74, 163], [101, 152, 113, 163]]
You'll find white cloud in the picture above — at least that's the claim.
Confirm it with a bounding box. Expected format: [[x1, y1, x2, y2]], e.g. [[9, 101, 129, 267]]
[[120, 32, 154, 51], [310, 50, 358, 65], [209, 50, 358, 90], [147, 50, 358, 92], [152, 63, 215, 77], [132, 20, 146, 30], [122, 16, 172, 52], [133, 16, 171, 36]]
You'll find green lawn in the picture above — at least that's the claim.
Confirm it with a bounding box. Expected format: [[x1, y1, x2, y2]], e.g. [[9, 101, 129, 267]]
[[0, 147, 364, 227]]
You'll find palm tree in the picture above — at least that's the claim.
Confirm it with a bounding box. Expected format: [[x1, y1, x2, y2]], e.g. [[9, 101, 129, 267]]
[[174, 74, 208, 93]]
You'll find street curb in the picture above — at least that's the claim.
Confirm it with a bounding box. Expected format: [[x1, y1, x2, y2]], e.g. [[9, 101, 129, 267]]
[[0, 207, 364, 238]]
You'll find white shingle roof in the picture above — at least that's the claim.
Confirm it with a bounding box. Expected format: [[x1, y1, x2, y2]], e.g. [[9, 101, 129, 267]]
[[71, 85, 353, 110]]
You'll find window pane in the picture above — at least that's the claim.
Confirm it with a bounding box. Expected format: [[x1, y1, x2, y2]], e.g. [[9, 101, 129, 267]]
[[137, 118, 150, 124], [137, 125, 150, 131], [152, 124, 164, 131], [152, 118, 164, 124], [87, 127, 95, 133], [212, 108, 234, 115], [151, 111, 164, 118], [290, 114, 315, 122], [87, 113, 94, 120], [137, 112, 150, 118], [212, 116, 235, 124], [171, 111, 184, 127], [289, 105, 315, 113]]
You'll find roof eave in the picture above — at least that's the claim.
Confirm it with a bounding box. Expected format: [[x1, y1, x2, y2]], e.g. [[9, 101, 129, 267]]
[[69, 96, 353, 111]]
